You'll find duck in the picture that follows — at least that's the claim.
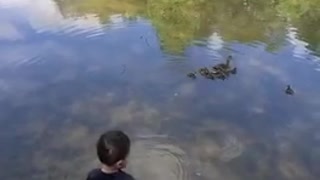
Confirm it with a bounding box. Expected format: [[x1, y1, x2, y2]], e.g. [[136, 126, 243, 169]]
[[285, 85, 294, 95], [187, 72, 196, 79], [214, 55, 232, 70], [225, 55, 232, 67]]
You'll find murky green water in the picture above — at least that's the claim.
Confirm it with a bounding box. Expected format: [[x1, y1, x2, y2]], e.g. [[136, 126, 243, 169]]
[[0, 0, 320, 179]]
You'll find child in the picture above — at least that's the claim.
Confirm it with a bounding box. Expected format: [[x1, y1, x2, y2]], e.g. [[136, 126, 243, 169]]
[[86, 130, 135, 180]]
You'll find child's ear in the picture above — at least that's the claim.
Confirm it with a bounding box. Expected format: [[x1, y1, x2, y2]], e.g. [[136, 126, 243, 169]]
[[116, 159, 127, 169]]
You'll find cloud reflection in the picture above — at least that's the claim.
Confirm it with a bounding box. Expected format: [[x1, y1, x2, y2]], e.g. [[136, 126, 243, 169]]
[[0, 20, 24, 41], [0, 0, 104, 37]]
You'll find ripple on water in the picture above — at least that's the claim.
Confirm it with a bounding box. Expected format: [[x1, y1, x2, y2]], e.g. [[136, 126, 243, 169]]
[[219, 135, 245, 162], [128, 136, 190, 180], [13, 55, 43, 67], [0, 53, 43, 69]]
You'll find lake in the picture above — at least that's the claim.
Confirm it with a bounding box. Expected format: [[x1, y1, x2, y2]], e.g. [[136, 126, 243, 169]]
[[0, 0, 320, 179]]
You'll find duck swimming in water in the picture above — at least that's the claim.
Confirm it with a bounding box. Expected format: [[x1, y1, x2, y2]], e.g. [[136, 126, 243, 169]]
[[187, 55, 236, 81], [226, 55, 232, 65], [285, 85, 294, 95], [223, 55, 232, 68], [213, 55, 232, 71]]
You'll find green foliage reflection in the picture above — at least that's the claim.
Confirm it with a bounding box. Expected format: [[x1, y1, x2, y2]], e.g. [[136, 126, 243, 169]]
[[55, 0, 320, 54]]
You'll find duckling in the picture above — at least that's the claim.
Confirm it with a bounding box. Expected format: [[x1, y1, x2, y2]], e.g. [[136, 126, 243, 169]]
[[205, 73, 215, 80], [187, 72, 196, 79], [285, 85, 294, 95], [222, 69, 230, 76], [212, 66, 224, 72], [215, 67, 229, 77], [214, 72, 226, 80], [230, 67, 237, 74], [211, 70, 222, 76], [218, 75, 226, 80], [198, 67, 210, 76]]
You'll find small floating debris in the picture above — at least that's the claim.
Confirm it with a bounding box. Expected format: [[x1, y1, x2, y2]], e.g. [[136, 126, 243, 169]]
[[285, 85, 294, 95], [187, 55, 237, 81]]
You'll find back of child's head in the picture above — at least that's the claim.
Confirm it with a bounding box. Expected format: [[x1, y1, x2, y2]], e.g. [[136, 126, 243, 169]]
[[96, 130, 130, 167]]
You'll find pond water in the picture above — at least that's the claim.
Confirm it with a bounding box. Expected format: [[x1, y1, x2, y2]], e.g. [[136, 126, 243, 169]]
[[0, 0, 320, 179]]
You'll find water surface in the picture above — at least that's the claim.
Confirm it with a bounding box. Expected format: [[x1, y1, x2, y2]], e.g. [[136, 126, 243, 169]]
[[0, 0, 320, 179]]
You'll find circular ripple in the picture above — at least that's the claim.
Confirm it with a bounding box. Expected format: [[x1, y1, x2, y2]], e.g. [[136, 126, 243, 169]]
[[128, 136, 189, 180]]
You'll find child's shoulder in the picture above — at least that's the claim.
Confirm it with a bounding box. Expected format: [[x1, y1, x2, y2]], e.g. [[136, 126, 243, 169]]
[[118, 170, 135, 180], [86, 169, 135, 180], [87, 168, 102, 179]]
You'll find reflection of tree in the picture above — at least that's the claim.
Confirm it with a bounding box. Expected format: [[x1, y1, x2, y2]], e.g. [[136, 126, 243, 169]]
[[146, 0, 203, 53], [201, 0, 277, 41], [54, 0, 320, 55], [297, 18, 320, 55], [277, 0, 320, 54], [55, 0, 145, 22]]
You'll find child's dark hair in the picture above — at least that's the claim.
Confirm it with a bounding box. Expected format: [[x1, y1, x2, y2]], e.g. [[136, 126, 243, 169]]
[[96, 130, 130, 166]]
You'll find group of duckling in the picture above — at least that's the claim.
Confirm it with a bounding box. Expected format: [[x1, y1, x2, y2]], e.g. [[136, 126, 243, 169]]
[[187, 55, 296, 95], [187, 55, 237, 81]]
